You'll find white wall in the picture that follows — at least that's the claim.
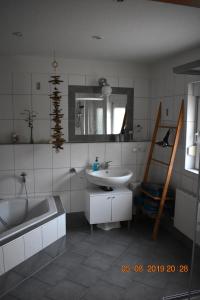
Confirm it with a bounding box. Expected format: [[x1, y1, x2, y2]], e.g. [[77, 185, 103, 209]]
[[0, 55, 151, 212], [149, 46, 200, 195]]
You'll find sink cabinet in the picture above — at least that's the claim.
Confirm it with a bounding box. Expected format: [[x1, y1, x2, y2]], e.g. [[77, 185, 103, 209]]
[[85, 187, 132, 232]]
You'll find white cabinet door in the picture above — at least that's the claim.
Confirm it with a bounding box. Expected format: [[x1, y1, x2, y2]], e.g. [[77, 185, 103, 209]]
[[24, 227, 43, 259], [111, 193, 132, 222], [42, 218, 58, 248], [57, 214, 66, 239], [0, 247, 4, 275], [90, 195, 111, 224], [3, 236, 25, 272]]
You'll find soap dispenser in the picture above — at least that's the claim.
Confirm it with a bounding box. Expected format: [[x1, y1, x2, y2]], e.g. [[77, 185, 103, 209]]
[[92, 157, 100, 171]]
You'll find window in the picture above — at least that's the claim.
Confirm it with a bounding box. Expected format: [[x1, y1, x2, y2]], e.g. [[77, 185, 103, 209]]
[[185, 81, 200, 173], [96, 107, 104, 134], [112, 107, 126, 134], [195, 97, 200, 169]]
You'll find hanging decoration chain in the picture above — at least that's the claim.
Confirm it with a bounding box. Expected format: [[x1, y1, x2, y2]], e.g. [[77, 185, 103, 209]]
[[49, 55, 65, 151]]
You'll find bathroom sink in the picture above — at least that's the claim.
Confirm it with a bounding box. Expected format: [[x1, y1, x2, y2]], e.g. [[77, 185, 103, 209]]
[[86, 167, 133, 188]]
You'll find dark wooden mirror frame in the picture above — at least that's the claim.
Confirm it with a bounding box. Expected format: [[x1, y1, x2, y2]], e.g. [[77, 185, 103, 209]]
[[68, 85, 134, 142]]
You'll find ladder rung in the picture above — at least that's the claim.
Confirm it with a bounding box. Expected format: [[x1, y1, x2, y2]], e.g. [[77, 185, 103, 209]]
[[154, 142, 174, 148], [140, 188, 174, 201], [152, 158, 169, 166], [140, 188, 161, 200], [159, 125, 177, 129]]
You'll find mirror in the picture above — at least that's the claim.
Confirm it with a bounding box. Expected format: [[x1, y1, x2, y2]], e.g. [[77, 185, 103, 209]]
[[69, 85, 133, 142]]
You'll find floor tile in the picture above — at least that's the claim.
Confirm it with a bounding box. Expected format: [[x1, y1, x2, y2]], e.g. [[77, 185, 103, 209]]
[[125, 242, 155, 259], [0, 294, 18, 300], [104, 228, 140, 246], [85, 227, 133, 247], [43, 236, 68, 258], [101, 265, 133, 288], [33, 262, 70, 286], [139, 268, 171, 289], [84, 230, 108, 245], [10, 277, 50, 300], [45, 280, 87, 300], [123, 281, 164, 300], [70, 240, 97, 257], [0, 271, 24, 296], [163, 281, 188, 297], [82, 251, 116, 271], [64, 264, 103, 287], [67, 230, 89, 245], [14, 252, 52, 277], [92, 239, 127, 257], [82, 280, 125, 300], [113, 250, 150, 268], [53, 250, 86, 269]]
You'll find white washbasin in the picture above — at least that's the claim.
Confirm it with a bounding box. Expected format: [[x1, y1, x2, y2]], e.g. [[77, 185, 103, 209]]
[[86, 167, 133, 187]]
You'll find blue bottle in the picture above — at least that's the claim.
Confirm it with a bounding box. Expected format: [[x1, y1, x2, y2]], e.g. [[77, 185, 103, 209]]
[[92, 157, 100, 171]]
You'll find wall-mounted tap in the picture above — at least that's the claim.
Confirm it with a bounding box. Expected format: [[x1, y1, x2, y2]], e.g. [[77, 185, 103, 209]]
[[70, 167, 85, 179], [102, 161, 112, 169], [69, 168, 77, 174]]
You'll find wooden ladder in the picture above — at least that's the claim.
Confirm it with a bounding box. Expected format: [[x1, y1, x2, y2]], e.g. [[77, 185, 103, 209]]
[[141, 99, 184, 240]]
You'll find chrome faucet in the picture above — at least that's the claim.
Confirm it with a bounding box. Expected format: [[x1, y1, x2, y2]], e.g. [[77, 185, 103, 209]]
[[103, 161, 112, 169]]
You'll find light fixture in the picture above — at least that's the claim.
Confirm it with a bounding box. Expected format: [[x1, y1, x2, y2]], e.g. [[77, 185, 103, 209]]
[[98, 78, 112, 97], [76, 97, 103, 101], [76, 92, 103, 101]]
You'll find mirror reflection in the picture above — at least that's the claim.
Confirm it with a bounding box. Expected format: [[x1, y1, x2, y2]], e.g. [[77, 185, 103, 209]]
[[75, 93, 127, 135], [69, 85, 133, 142]]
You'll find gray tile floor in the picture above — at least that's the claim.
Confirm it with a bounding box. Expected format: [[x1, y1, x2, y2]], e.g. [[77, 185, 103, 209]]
[[1, 216, 200, 300]]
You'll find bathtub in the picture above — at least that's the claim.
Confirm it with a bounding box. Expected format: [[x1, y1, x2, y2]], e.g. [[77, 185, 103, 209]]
[[0, 196, 58, 243], [0, 195, 66, 276]]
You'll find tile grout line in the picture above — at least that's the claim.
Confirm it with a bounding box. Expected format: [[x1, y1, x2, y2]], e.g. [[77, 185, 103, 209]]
[[1, 247, 67, 299]]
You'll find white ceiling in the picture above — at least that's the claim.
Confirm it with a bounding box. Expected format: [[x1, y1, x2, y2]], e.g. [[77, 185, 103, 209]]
[[1, 0, 200, 62]]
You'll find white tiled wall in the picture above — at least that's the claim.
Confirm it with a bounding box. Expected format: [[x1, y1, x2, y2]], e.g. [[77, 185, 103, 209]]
[[0, 55, 151, 212], [0, 142, 149, 212]]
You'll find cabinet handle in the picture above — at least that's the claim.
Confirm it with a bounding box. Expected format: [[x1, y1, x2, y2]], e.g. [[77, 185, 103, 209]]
[[107, 197, 111, 199], [112, 196, 115, 199]]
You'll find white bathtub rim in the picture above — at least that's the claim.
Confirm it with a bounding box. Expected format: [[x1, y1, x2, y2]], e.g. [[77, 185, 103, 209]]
[[0, 196, 58, 243]]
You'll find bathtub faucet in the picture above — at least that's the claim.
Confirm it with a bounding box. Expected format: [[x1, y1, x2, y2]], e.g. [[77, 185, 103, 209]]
[[20, 172, 29, 220]]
